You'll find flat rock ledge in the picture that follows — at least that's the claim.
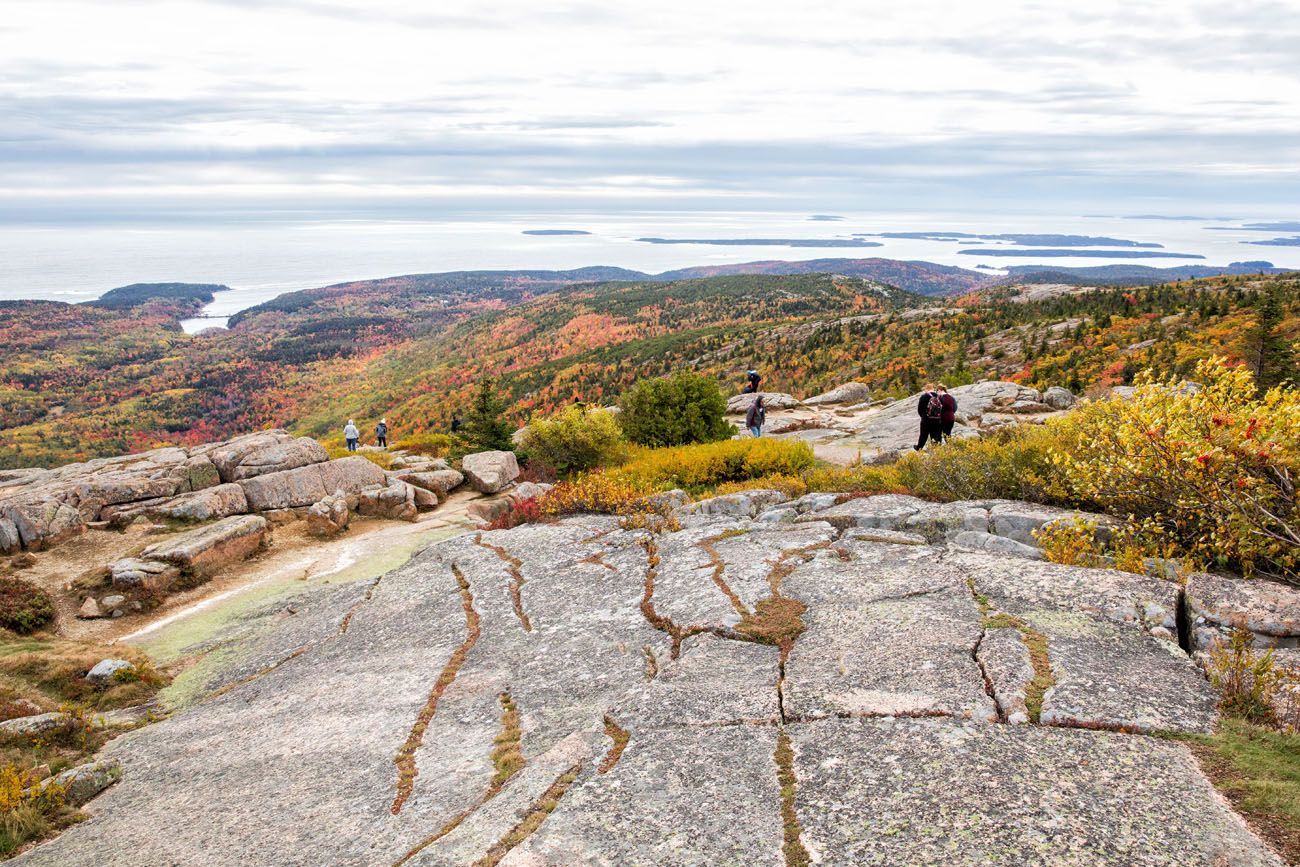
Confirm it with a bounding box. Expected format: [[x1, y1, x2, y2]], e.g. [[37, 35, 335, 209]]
[[16, 500, 1284, 866]]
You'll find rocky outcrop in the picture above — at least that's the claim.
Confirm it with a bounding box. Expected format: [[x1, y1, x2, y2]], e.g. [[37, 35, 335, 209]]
[[110, 558, 179, 590], [1041, 385, 1078, 410], [103, 483, 249, 526], [200, 431, 328, 482], [237, 456, 387, 511], [803, 382, 872, 406], [394, 469, 464, 497], [3, 498, 85, 550], [86, 659, 135, 685], [19, 505, 1277, 867], [726, 391, 801, 413], [41, 759, 121, 805], [138, 515, 268, 576], [460, 450, 520, 494], [1185, 571, 1300, 650]]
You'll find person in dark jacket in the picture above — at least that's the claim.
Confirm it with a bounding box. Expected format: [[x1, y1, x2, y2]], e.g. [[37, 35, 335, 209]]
[[450, 413, 462, 434], [745, 369, 761, 394], [914, 383, 944, 450], [745, 395, 766, 437], [937, 384, 958, 442], [375, 418, 388, 448]]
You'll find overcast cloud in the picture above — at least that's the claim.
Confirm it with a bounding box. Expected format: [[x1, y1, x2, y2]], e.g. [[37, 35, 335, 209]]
[[3, 0, 1299, 221]]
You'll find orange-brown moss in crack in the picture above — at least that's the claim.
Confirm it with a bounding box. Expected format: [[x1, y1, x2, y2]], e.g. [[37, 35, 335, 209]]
[[599, 715, 630, 774]]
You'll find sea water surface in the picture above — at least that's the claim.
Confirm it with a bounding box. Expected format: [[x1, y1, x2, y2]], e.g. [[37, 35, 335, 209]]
[[1, 210, 1296, 333]]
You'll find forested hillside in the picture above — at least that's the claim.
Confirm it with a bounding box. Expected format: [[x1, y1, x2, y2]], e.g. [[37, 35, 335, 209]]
[[0, 268, 1296, 468]]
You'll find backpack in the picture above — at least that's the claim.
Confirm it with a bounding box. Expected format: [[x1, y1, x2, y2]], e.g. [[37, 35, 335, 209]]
[[926, 393, 944, 419]]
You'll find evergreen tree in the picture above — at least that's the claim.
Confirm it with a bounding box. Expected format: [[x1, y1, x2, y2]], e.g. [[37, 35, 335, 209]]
[[463, 377, 515, 451], [1244, 288, 1297, 394]]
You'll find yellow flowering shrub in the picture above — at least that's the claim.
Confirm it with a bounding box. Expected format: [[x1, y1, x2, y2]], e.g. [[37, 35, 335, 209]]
[[537, 473, 659, 516], [612, 438, 814, 492], [1053, 357, 1300, 577]]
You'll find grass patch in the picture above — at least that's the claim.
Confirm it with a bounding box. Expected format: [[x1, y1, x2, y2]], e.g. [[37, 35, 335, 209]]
[[1187, 720, 1300, 863], [474, 764, 581, 867], [325, 446, 394, 470], [490, 692, 524, 791], [599, 716, 630, 774]]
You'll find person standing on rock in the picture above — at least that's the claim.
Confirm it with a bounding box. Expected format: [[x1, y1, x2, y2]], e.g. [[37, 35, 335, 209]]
[[375, 418, 389, 449], [450, 412, 462, 434], [746, 395, 766, 437], [745, 369, 761, 394], [344, 420, 360, 452], [914, 383, 944, 450], [937, 384, 958, 442]]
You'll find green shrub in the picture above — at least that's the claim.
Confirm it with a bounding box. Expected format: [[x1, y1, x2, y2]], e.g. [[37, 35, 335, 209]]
[[617, 371, 732, 447], [518, 406, 627, 477], [0, 579, 55, 636], [892, 424, 1076, 505]]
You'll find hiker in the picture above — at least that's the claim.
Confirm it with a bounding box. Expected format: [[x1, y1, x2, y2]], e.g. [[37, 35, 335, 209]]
[[745, 369, 761, 394], [375, 418, 388, 449], [914, 383, 944, 450], [343, 419, 360, 452], [450, 413, 462, 434], [937, 384, 958, 442], [745, 395, 766, 437]]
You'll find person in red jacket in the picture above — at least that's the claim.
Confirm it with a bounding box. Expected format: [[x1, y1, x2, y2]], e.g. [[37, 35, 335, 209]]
[[937, 384, 958, 442]]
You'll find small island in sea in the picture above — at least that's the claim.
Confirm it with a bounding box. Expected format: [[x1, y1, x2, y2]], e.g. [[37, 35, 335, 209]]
[[958, 249, 1204, 259], [807, 214, 844, 221], [521, 229, 592, 236], [856, 231, 1164, 248], [636, 237, 883, 248], [1243, 236, 1300, 246]]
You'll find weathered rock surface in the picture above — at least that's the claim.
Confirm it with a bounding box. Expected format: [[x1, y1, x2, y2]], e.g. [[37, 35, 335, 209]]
[[202, 430, 327, 482], [86, 659, 135, 685], [803, 381, 871, 406], [138, 514, 268, 576], [42, 760, 121, 805], [460, 450, 520, 494], [1186, 570, 1300, 650], [396, 469, 465, 497], [676, 489, 787, 519], [1041, 385, 1078, 409], [109, 558, 179, 590], [726, 391, 801, 413], [791, 718, 1281, 866], [355, 479, 418, 522], [0, 711, 70, 737], [237, 456, 387, 511], [13, 509, 1272, 866]]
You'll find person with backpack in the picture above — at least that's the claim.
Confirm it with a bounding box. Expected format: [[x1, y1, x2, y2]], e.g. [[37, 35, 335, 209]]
[[914, 383, 944, 450], [375, 418, 389, 448], [745, 369, 761, 394], [343, 419, 360, 452], [745, 395, 766, 437], [937, 384, 958, 442]]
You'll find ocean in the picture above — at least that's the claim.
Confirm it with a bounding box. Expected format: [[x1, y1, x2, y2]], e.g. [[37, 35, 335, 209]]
[[1, 210, 1296, 333]]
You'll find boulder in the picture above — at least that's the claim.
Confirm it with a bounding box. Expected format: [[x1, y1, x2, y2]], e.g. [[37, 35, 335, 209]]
[[87, 659, 136, 685], [951, 530, 1044, 560], [987, 501, 1115, 547], [1003, 399, 1057, 414], [0, 711, 70, 737], [0, 517, 19, 554], [132, 483, 249, 525], [396, 469, 464, 497], [77, 597, 102, 619], [726, 392, 801, 413], [677, 490, 787, 519], [305, 492, 351, 537], [184, 456, 222, 491], [638, 489, 690, 513], [803, 382, 871, 406], [466, 497, 512, 524], [227, 437, 328, 481], [140, 515, 268, 576], [460, 451, 520, 494], [205, 431, 301, 482], [3, 497, 85, 550], [411, 487, 438, 511], [1185, 571, 1300, 650], [355, 481, 418, 522], [99, 594, 127, 615], [238, 457, 386, 512], [1041, 386, 1078, 410], [44, 759, 121, 805], [508, 481, 552, 503], [110, 558, 180, 590]]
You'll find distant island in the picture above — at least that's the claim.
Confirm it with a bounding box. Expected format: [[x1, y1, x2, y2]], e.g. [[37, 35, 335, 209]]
[[959, 249, 1204, 259], [636, 237, 883, 248], [1243, 236, 1300, 247], [807, 215, 844, 221], [1207, 221, 1300, 232], [857, 232, 1163, 248], [521, 229, 592, 236]]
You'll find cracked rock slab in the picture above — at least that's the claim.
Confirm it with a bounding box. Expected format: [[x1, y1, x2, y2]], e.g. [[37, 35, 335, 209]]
[[977, 627, 1033, 724], [501, 725, 783, 866], [1186, 570, 1300, 650], [782, 545, 996, 722], [790, 717, 1283, 866]]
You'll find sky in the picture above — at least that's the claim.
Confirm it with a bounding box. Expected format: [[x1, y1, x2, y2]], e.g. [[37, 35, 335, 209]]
[[3, 0, 1300, 223]]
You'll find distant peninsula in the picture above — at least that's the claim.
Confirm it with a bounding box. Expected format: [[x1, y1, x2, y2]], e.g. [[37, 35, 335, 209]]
[[959, 249, 1204, 259], [1206, 221, 1300, 232], [87, 282, 231, 310], [1243, 236, 1300, 247], [521, 229, 592, 236], [857, 232, 1163, 248], [636, 237, 883, 248], [807, 215, 844, 221]]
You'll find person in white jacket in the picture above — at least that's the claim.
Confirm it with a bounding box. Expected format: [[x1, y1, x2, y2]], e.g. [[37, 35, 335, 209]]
[[343, 420, 360, 451]]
